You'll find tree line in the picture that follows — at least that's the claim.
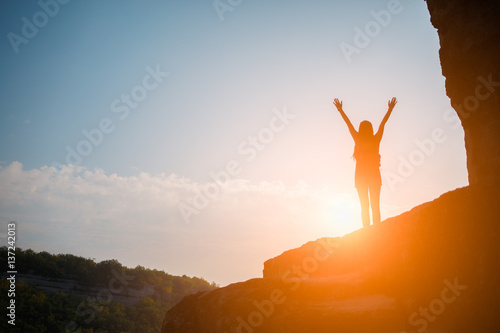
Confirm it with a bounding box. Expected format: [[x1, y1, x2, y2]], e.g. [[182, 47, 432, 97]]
[[0, 247, 218, 332]]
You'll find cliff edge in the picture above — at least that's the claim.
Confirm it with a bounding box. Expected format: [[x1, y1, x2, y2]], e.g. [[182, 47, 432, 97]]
[[161, 186, 500, 332]]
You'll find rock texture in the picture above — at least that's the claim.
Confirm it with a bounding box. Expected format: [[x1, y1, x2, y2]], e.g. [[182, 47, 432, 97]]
[[162, 186, 500, 333], [426, 0, 500, 186], [262, 237, 342, 279]]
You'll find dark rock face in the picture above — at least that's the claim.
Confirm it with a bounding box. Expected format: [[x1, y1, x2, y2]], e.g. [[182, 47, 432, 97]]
[[262, 237, 343, 279], [162, 186, 500, 332], [162, 275, 406, 333], [426, 0, 500, 185]]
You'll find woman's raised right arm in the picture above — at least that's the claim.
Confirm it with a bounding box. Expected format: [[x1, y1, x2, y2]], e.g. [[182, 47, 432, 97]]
[[333, 98, 357, 140]]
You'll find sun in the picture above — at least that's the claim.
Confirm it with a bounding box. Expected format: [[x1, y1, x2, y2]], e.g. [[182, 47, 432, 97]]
[[323, 195, 360, 236]]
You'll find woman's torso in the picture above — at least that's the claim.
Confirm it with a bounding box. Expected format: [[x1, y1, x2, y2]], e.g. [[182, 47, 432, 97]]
[[354, 136, 382, 186]]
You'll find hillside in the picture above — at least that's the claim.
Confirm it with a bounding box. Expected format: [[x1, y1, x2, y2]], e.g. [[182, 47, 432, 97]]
[[161, 185, 500, 332], [0, 248, 217, 333]]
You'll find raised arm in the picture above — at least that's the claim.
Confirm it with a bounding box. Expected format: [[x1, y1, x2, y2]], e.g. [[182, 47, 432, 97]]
[[375, 97, 397, 139], [333, 98, 357, 140]]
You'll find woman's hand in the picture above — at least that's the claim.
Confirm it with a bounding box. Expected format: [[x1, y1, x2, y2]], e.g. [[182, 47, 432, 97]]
[[333, 98, 343, 111], [334, 98, 356, 138], [388, 97, 397, 111]]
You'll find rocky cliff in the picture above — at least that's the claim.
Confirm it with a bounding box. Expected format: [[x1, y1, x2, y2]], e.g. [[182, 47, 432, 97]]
[[426, 0, 500, 186], [162, 186, 500, 332]]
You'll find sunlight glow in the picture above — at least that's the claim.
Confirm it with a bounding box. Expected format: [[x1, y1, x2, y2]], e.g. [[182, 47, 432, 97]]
[[323, 195, 360, 236]]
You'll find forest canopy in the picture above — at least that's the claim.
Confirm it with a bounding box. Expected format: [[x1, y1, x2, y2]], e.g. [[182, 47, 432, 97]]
[[0, 247, 218, 333]]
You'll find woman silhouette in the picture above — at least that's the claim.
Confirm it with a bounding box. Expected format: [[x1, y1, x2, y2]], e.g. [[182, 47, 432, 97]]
[[333, 97, 397, 228]]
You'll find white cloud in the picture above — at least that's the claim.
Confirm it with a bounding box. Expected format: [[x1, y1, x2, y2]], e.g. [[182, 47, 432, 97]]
[[0, 162, 403, 285]]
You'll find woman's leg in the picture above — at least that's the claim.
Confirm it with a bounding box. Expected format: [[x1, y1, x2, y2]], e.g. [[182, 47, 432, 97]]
[[369, 184, 382, 224], [356, 185, 370, 228]]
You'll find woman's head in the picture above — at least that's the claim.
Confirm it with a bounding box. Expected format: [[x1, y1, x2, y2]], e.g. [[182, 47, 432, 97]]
[[358, 120, 374, 137]]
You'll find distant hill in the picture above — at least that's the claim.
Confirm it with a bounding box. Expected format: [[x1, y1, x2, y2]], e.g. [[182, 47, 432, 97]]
[[0, 247, 218, 333]]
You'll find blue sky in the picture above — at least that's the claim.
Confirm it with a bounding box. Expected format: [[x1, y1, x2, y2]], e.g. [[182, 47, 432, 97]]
[[0, 0, 468, 286]]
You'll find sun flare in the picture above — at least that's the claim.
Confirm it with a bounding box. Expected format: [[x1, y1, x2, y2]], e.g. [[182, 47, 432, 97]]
[[323, 195, 360, 236]]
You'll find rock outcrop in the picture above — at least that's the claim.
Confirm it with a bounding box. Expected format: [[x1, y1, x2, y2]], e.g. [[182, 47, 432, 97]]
[[262, 237, 342, 279], [162, 186, 500, 332], [426, 0, 500, 186]]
